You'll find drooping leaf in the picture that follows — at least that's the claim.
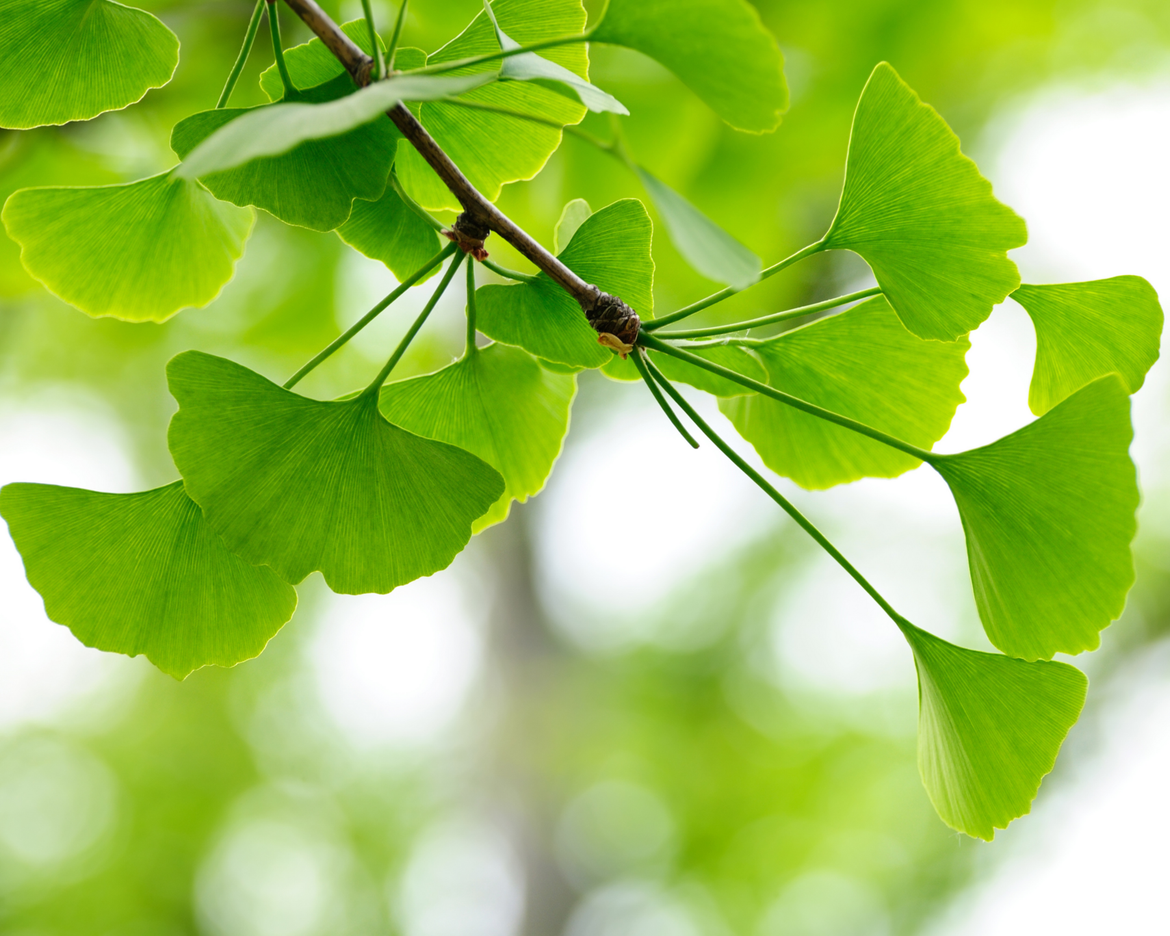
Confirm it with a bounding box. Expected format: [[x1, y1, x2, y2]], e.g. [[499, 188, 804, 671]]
[[901, 620, 1086, 841], [475, 198, 654, 368], [555, 198, 592, 253], [336, 182, 442, 282], [1013, 277, 1163, 416], [395, 0, 589, 211], [166, 352, 504, 595], [176, 72, 493, 180], [379, 342, 576, 531], [930, 376, 1137, 660], [0, 0, 178, 129], [170, 74, 399, 232], [821, 63, 1027, 341], [720, 296, 969, 489], [590, 0, 787, 133], [2, 172, 253, 321], [635, 165, 760, 290], [0, 481, 297, 680]]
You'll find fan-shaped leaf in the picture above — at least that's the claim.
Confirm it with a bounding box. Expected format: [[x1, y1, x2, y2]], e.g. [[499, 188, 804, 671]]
[[166, 352, 504, 595], [822, 63, 1026, 341], [0, 0, 178, 129], [0, 481, 296, 679], [555, 198, 592, 253], [1013, 277, 1163, 416], [260, 19, 384, 100], [379, 342, 576, 532], [590, 0, 787, 133], [930, 376, 1137, 660], [2, 172, 253, 321], [337, 183, 442, 282], [720, 296, 969, 489], [902, 621, 1086, 841], [476, 198, 654, 368]]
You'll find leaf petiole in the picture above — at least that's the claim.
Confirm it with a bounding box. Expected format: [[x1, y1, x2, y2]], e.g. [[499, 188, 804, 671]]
[[632, 349, 699, 449], [359, 0, 386, 79], [267, 0, 297, 97], [465, 257, 478, 355], [656, 286, 883, 339], [481, 259, 537, 282], [406, 33, 591, 77], [386, 0, 408, 71], [217, 0, 266, 108]]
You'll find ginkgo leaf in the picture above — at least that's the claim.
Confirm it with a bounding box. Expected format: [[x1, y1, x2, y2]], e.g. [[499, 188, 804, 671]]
[[171, 73, 399, 232], [337, 183, 442, 282], [653, 344, 766, 396], [0, 0, 178, 129], [822, 63, 1027, 341], [395, 0, 588, 211], [167, 352, 504, 595], [0, 481, 297, 680], [475, 198, 654, 368], [379, 342, 576, 532], [590, 0, 787, 133], [555, 198, 592, 253], [635, 166, 760, 289], [901, 620, 1087, 841], [259, 19, 384, 101], [1013, 277, 1163, 416], [2, 172, 253, 322], [929, 376, 1137, 660], [720, 296, 969, 489]]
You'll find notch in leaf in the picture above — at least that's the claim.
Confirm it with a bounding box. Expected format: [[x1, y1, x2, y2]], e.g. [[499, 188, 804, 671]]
[[902, 621, 1087, 841], [821, 63, 1027, 341], [166, 352, 505, 595], [929, 376, 1138, 660], [0, 0, 179, 129], [0, 481, 297, 680], [2, 173, 253, 322], [1013, 277, 1163, 416]]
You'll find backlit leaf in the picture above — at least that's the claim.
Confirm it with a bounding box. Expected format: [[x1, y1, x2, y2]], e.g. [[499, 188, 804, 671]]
[[555, 198, 592, 253], [654, 344, 766, 396], [720, 296, 969, 489], [259, 19, 384, 100], [930, 376, 1137, 660], [0, 0, 178, 129], [0, 481, 297, 680], [2, 172, 253, 321], [1013, 277, 1163, 415], [167, 352, 504, 595], [822, 63, 1027, 341], [337, 183, 442, 282]]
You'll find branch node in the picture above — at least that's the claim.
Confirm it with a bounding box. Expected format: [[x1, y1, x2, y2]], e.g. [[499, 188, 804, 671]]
[[445, 211, 491, 261], [587, 292, 641, 358]]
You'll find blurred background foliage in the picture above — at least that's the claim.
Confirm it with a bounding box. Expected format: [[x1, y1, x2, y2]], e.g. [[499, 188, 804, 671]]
[[1, 0, 1169, 934]]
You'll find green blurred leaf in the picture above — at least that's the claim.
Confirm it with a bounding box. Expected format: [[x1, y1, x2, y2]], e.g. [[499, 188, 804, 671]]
[[379, 342, 576, 532], [822, 63, 1027, 341], [720, 296, 969, 489], [902, 620, 1086, 841], [166, 352, 504, 595], [476, 198, 654, 368], [591, 0, 787, 133], [396, 0, 589, 211], [0, 0, 178, 129], [337, 183, 442, 282], [1013, 277, 1163, 416], [555, 197, 592, 252], [2, 172, 253, 321], [170, 74, 399, 232], [931, 375, 1137, 660], [635, 165, 761, 289], [0, 481, 297, 679]]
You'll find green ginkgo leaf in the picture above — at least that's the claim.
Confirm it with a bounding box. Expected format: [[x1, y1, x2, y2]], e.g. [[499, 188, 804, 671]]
[[395, 0, 589, 211], [1013, 277, 1163, 416], [337, 182, 442, 282], [0, 0, 178, 129], [720, 296, 969, 489], [0, 481, 297, 680], [821, 63, 1027, 341], [590, 0, 787, 133], [901, 620, 1087, 841], [653, 344, 766, 397], [259, 19, 384, 100], [379, 342, 576, 532], [167, 352, 505, 595], [2, 172, 253, 321], [929, 376, 1137, 660], [555, 198, 592, 253], [171, 73, 399, 232], [476, 198, 654, 368], [635, 166, 761, 290]]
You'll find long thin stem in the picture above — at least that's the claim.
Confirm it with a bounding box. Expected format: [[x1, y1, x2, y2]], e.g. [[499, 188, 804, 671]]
[[638, 332, 932, 462], [481, 259, 537, 283], [632, 350, 699, 449], [657, 286, 883, 340], [407, 34, 591, 76], [285, 243, 456, 389], [465, 257, 478, 356], [360, 0, 386, 79], [641, 356, 907, 626], [368, 252, 466, 391], [386, 0, 408, 70], [267, 1, 296, 97], [217, 0, 266, 108], [644, 241, 827, 331], [441, 97, 569, 133], [389, 172, 444, 231]]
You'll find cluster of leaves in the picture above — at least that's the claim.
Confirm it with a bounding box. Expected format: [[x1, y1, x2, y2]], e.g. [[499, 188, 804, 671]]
[[0, 0, 1162, 843]]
